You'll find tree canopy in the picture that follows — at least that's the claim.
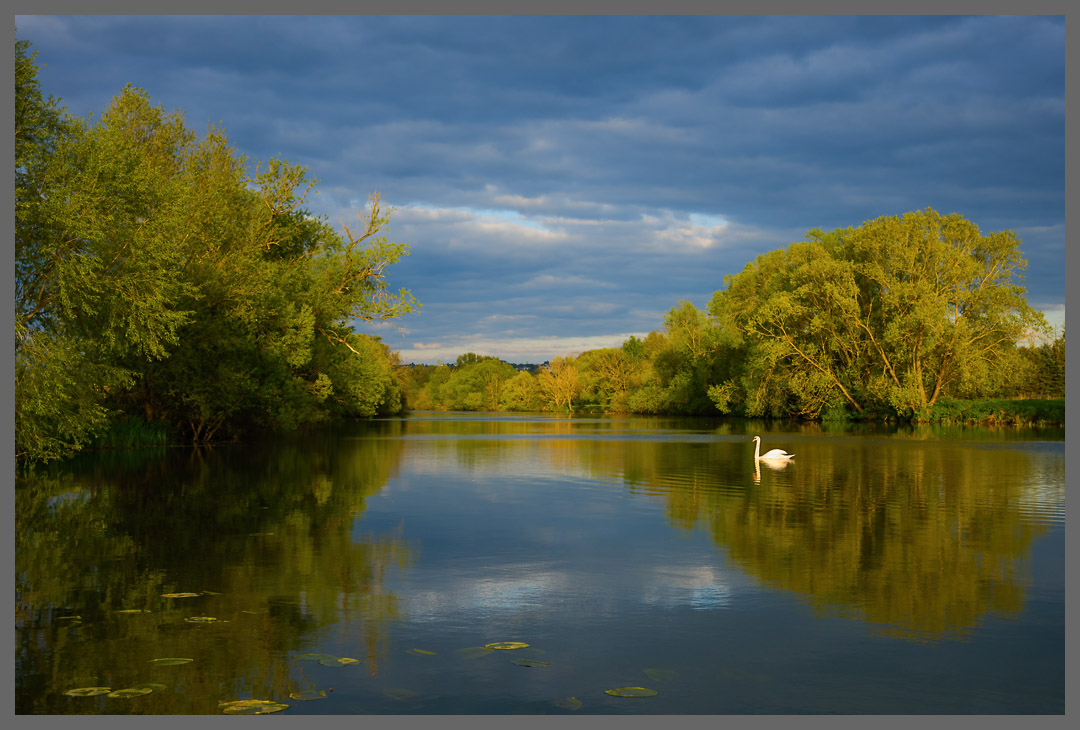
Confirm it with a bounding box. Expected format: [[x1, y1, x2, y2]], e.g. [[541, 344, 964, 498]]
[[15, 34, 1059, 468], [15, 35, 416, 466], [708, 209, 1049, 419], [400, 211, 1056, 423]]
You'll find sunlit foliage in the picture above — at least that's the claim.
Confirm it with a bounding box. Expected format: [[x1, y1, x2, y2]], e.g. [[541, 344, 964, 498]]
[[15, 35, 416, 465]]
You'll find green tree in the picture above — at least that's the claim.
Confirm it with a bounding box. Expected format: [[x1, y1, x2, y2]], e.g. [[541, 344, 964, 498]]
[[576, 347, 642, 411], [500, 371, 542, 411], [537, 356, 581, 413], [1015, 330, 1065, 400], [709, 209, 1047, 419], [15, 36, 417, 463], [16, 42, 193, 463], [435, 356, 517, 411]]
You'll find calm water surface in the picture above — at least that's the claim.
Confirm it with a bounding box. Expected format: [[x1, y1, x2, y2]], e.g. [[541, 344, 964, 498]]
[[15, 413, 1065, 714]]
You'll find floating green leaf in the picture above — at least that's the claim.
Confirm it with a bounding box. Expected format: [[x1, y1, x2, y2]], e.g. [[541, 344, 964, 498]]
[[107, 687, 154, 698], [293, 653, 337, 661], [553, 696, 583, 711], [114, 609, 150, 614], [63, 687, 111, 697], [288, 690, 327, 701], [454, 646, 494, 659], [161, 592, 200, 599], [219, 699, 289, 714], [643, 668, 679, 682], [604, 686, 658, 698], [406, 648, 437, 656], [56, 615, 82, 621], [131, 683, 167, 693], [184, 616, 227, 624], [512, 658, 550, 668], [484, 641, 529, 650], [148, 657, 193, 666], [317, 656, 360, 667]]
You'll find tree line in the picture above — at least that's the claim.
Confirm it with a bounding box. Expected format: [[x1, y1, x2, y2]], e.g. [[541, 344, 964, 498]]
[[15, 36, 416, 466], [15, 34, 1063, 467], [406, 210, 1062, 419]]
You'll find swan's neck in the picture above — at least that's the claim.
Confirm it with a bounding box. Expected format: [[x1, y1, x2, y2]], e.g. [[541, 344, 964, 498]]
[[754, 439, 760, 459]]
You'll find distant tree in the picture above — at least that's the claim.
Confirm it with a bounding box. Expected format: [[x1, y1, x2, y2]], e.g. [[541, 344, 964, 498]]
[[500, 371, 542, 412], [537, 356, 581, 413], [436, 357, 517, 410], [576, 347, 642, 411], [454, 352, 491, 368], [1014, 330, 1065, 400]]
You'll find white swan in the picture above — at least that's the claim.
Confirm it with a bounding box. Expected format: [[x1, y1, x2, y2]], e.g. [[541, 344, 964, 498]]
[[753, 436, 794, 461]]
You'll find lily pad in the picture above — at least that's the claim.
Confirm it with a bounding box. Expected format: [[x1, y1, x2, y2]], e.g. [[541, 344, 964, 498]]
[[114, 609, 150, 614], [511, 658, 550, 668], [317, 656, 360, 667], [406, 648, 437, 656], [293, 653, 337, 661], [107, 687, 155, 698], [148, 657, 193, 666], [56, 615, 82, 621], [454, 646, 494, 659], [643, 668, 679, 682], [63, 687, 112, 697], [131, 683, 167, 693], [184, 616, 228, 624], [604, 686, 658, 698], [553, 696, 583, 711], [484, 641, 529, 650], [161, 592, 200, 599], [219, 699, 289, 714], [288, 690, 327, 701]]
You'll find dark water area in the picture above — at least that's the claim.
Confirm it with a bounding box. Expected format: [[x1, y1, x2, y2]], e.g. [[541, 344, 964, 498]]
[[15, 413, 1065, 714]]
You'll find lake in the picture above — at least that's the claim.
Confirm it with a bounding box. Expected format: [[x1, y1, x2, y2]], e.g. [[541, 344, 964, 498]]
[[14, 412, 1065, 714]]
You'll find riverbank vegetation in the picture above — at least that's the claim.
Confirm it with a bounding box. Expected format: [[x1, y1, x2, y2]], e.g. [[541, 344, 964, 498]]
[[403, 210, 1063, 424], [403, 327, 1063, 426], [15, 36, 415, 466], [15, 35, 1064, 467]]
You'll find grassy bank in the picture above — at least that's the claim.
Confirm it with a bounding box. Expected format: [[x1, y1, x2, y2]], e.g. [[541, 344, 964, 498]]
[[94, 416, 178, 449], [923, 398, 1064, 426]]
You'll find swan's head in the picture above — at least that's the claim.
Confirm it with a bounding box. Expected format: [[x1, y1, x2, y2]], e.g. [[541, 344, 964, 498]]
[[752, 436, 760, 443]]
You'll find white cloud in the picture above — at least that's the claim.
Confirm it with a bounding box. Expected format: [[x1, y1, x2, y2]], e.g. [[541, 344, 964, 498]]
[[394, 204, 566, 248], [396, 333, 650, 364], [520, 274, 614, 290]]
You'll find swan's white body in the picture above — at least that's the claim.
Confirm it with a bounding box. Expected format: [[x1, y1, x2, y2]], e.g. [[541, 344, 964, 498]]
[[753, 436, 793, 461]]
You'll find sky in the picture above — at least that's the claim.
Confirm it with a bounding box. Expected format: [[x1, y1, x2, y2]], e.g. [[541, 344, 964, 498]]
[[14, 14, 1066, 364]]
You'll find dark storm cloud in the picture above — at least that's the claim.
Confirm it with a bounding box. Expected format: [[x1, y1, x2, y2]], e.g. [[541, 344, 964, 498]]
[[15, 14, 1065, 362]]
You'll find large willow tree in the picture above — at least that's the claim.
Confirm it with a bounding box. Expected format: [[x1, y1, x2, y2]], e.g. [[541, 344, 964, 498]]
[[15, 36, 416, 465], [708, 209, 1047, 419]]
